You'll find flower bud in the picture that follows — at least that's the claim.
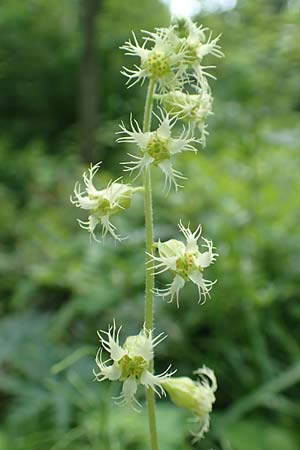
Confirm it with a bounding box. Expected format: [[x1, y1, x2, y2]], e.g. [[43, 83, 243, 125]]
[[162, 366, 217, 441], [171, 16, 223, 66]]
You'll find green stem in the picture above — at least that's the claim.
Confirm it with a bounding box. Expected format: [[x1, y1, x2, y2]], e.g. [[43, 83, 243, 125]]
[[143, 78, 159, 450], [144, 78, 155, 332], [146, 388, 159, 450]]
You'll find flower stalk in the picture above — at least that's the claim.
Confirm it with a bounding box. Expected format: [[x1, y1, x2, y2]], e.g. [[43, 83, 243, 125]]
[[143, 78, 156, 333], [143, 78, 160, 450]]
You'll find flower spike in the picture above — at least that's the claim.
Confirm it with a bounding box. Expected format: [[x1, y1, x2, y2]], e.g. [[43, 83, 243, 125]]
[[85, 15, 224, 446]]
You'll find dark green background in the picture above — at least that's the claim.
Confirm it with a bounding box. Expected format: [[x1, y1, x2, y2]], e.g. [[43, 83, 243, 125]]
[[1, 0, 300, 449]]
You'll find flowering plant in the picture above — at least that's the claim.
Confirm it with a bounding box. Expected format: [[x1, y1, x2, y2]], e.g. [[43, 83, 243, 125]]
[[71, 15, 223, 449]]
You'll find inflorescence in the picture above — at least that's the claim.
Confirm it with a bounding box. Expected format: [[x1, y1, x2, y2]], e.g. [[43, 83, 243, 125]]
[[71, 15, 223, 445]]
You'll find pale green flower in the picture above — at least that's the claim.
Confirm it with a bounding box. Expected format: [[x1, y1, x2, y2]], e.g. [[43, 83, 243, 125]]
[[117, 110, 198, 191], [162, 366, 217, 441], [94, 322, 175, 409], [150, 222, 218, 306], [121, 27, 186, 92], [170, 16, 224, 84], [70, 162, 141, 242], [121, 19, 223, 92], [157, 81, 213, 146]]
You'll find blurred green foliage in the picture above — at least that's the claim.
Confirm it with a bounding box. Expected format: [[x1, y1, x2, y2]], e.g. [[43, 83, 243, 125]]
[[1, 0, 300, 449]]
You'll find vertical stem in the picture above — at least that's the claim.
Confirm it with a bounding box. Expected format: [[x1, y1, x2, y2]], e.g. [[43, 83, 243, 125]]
[[146, 389, 159, 450], [143, 78, 159, 450], [144, 165, 155, 332], [144, 78, 156, 332]]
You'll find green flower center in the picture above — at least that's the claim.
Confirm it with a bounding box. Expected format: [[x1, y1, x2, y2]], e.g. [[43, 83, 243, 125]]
[[146, 51, 171, 79], [90, 190, 132, 217], [190, 105, 200, 119], [91, 197, 111, 215], [175, 251, 199, 280], [119, 355, 148, 380], [146, 133, 170, 163]]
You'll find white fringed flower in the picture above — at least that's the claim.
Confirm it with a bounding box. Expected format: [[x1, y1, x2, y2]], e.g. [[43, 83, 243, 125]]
[[150, 222, 218, 306], [157, 82, 213, 146], [117, 110, 198, 191], [172, 16, 223, 59], [121, 28, 186, 92], [161, 366, 217, 442], [170, 16, 224, 84], [93, 322, 175, 409], [70, 162, 141, 242]]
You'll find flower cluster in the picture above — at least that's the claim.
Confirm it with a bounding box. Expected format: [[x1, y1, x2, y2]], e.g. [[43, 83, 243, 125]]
[[121, 17, 223, 91], [150, 222, 218, 307], [162, 366, 217, 442], [94, 322, 174, 409], [119, 16, 223, 188], [70, 162, 142, 241]]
